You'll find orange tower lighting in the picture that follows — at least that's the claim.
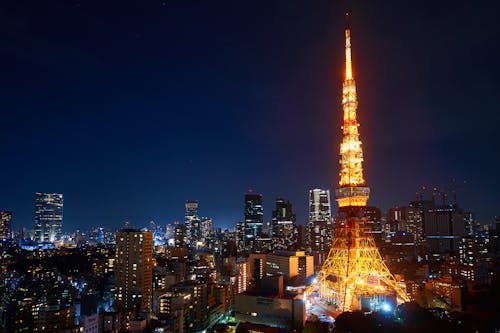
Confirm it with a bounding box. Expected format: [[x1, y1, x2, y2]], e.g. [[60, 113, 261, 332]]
[[307, 14, 410, 312]]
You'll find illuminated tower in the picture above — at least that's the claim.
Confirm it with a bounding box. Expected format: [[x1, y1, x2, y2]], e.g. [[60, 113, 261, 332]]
[[308, 16, 409, 312]]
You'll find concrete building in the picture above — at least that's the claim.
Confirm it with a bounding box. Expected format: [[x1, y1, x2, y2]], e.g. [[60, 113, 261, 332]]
[[0, 211, 12, 239], [234, 276, 305, 330], [249, 253, 266, 282], [114, 229, 153, 312], [265, 251, 314, 286], [157, 291, 191, 333], [236, 259, 251, 294]]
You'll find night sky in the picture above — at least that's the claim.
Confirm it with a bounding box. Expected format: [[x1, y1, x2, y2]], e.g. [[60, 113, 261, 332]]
[[1, 1, 499, 231]]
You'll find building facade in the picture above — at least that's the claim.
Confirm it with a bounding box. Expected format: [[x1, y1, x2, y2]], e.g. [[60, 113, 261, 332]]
[[114, 229, 153, 312], [265, 251, 314, 286], [271, 198, 298, 251], [34, 192, 63, 243], [184, 201, 200, 246], [244, 191, 263, 252], [0, 211, 12, 239], [306, 189, 332, 264]]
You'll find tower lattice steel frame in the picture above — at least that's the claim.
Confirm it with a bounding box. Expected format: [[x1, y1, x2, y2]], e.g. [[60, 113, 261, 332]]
[[307, 15, 410, 312]]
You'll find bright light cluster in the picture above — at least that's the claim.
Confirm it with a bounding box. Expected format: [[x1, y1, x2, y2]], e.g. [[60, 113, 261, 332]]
[[338, 29, 366, 191]]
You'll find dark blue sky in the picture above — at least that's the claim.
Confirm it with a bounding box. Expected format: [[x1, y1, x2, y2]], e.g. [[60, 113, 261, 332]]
[[1, 1, 499, 231]]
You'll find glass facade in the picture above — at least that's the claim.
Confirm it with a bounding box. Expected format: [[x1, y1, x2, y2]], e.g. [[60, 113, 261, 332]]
[[34, 192, 63, 243]]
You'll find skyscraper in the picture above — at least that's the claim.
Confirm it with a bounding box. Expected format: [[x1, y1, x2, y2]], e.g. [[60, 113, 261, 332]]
[[184, 200, 201, 246], [244, 191, 263, 251], [34, 192, 63, 243], [114, 228, 153, 312], [200, 217, 212, 242], [0, 211, 12, 239], [306, 189, 332, 263], [174, 223, 186, 248], [271, 198, 298, 250], [424, 202, 467, 254]]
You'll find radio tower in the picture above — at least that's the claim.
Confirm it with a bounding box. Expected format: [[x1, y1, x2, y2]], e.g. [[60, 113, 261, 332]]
[[308, 14, 409, 312]]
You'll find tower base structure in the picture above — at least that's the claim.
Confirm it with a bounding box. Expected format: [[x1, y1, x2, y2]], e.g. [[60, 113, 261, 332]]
[[308, 206, 409, 312]]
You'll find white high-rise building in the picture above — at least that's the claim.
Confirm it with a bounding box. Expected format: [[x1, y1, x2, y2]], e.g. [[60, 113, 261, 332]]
[[306, 189, 332, 265]]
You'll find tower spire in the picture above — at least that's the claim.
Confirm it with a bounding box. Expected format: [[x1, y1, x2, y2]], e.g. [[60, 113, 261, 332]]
[[345, 12, 353, 81], [336, 16, 369, 207]]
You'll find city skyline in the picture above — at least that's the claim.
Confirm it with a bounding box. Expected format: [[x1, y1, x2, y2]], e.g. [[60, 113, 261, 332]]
[[1, 1, 499, 231], [1, 4, 499, 332]]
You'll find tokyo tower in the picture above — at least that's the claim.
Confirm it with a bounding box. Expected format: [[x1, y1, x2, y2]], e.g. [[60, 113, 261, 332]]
[[308, 15, 410, 312]]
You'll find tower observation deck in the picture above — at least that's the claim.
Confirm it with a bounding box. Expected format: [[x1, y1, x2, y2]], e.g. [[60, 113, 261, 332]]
[[306, 15, 409, 312]]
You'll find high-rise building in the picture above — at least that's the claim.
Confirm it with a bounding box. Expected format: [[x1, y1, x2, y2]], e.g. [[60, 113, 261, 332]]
[[408, 199, 433, 248], [361, 206, 383, 246], [236, 259, 251, 294], [244, 191, 263, 251], [386, 202, 427, 253], [235, 222, 246, 255], [34, 192, 63, 243], [170, 282, 208, 331], [271, 198, 298, 250], [308, 189, 332, 223], [0, 211, 12, 239], [424, 203, 467, 254], [114, 228, 153, 312], [174, 223, 186, 248], [201, 217, 212, 242], [157, 290, 191, 332], [306, 189, 332, 264], [184, 200, 201, 246]]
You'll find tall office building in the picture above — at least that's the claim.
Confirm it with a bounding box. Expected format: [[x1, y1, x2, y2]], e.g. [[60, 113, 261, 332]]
[[184, 200, 201, 246], [360, 206, 383, 246], [306, 189, 332, 263], [408, 199, 433, 248], [174, 223, 186, 248], [0, 211, 12, 239], [235, 222, 246, 255], [271, 198, 298, 250], [387, 202, 428, 251], [244, 191, 263, 251], [424, 203, 467, 254], [309, 189, 332, 223], [34, 192, 63, 243], [201, 217, 212, 242], [114, 228, 153, 312]]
